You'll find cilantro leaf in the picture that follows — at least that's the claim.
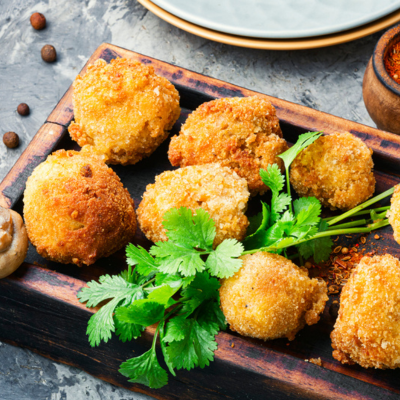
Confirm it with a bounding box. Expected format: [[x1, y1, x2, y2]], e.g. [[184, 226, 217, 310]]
[[289, 225, 318, 241], [156, 272, 194, 288], [115, 300, 165, 327], [119, 348, 168, 389], [114, 314, 144, 342], [162, 207, 215, 251], [150, 241, 205, 276], [78, 275, 141, 307], [246, 201, 270, 237], [259, 165, 291, 223], [126, 244, 159, 276], [297, 220, 333, 263], [181, 272, 220, 316], [165, 317, 217, 370], [147, 284, 179, 306], [206, 239, 244, 278], [260, 164, 285, 193], [78, 275, 144, 347], [197, 300, 226, 332], [162, 315, 188, 343], [246, 211, 263, 236], [271, 192, 292, 223], [159, 321, 176, 376], [293, 197, 321, 226], [278, 131, 322, 169]]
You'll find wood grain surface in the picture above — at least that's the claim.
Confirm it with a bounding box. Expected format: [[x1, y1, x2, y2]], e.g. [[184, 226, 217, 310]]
[[1, 43, 400, 400]]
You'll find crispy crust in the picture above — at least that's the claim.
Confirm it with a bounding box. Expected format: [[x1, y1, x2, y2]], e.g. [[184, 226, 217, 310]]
[[219, 252, 328, 341], [331, 254, 400, 369], [69, 58, 181, 165], [388, 185, 400, 245], [168, 96, 288, 195], [290, 132, 375, 210], [23, 150, 137, 266], [137, 164, 249, 246]]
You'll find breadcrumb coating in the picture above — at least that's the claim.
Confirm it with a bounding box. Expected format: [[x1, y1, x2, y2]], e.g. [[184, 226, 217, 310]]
[[290, 132, 375, 210], [331, 254, 400, 369], [219, 252, 328, 341], [137, 164, 249, 246], [388, 185, 400, 245], [168, 96, 288, 195], [69, 58, 181, 165], [23, 150, 137, 266]]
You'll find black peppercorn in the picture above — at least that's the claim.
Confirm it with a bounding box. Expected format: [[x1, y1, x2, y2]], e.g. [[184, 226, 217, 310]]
[[41, 45, 57, 63], [17, 103, 30, 116], [3, 132, 19, 148], [30, 12, 46, 30]]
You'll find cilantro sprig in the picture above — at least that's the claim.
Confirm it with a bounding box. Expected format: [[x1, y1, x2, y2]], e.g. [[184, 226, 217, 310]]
[[78, 130, 395, 390], [79, 207, 241, 389], [243, 131, 393, 262]]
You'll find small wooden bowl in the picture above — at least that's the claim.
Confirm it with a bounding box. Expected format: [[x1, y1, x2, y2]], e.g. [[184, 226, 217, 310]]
[[363, 23, 400, 134]]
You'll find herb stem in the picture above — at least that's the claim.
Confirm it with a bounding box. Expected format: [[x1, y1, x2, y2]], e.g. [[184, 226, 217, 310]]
[[141, 277, 156, 288], [286, 168, 293, 214], [326, 219, 367, 231], [327, 188, 394, 226], [324, 206, 390, 222], [242, 219, 390, 256]]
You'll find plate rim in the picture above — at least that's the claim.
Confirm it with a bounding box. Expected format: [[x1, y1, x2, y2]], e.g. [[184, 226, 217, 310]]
[[151, 0, 400, 39], [138, 0, 400, 50]]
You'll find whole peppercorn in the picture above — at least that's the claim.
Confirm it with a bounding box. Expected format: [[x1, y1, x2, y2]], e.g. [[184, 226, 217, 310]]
[[30, 13, 46, 30], [17, 103, 30, 116], [3, 132, 19, 149], [41, 45, 57, 63], [329, 302, 340, 319]]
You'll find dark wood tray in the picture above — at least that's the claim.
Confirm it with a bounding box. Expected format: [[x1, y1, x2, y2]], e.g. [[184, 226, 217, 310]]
[[1, 43, 400, 400]]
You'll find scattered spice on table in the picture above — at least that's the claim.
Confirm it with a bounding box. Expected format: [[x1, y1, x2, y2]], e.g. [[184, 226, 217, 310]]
[[384, 42, 400, 84], [17, 103, 30, 116], [3, 131, 19, 148], [30, 12, 46, 30], [41, 44, 57, 63]]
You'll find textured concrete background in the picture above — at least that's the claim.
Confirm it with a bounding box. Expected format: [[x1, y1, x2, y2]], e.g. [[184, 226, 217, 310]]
[[0, 0, 392, 398]]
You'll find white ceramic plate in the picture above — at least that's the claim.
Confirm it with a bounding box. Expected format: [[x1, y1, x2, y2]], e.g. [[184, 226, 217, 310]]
[[150, 0, 400, 39]]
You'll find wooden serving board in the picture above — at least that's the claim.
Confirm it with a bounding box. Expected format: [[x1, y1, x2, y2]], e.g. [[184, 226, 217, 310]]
[[1, 43, 400, 400]]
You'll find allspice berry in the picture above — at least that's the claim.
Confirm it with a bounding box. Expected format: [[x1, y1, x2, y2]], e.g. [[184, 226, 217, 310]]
[[30, 13, 46, 30], [3, 132, 19, 149], [41, 45, 57, 63], [17, 103, 30, 116]]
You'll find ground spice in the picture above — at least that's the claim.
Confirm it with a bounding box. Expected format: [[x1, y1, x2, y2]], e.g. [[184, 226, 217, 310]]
[[385, 42, 400, 84]]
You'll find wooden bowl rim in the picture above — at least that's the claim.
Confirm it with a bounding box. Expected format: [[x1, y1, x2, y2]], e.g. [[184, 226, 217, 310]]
[[373, 23, 400, 97]]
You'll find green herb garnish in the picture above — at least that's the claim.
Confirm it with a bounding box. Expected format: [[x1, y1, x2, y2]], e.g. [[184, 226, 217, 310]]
[[78, 131, 394, 389]]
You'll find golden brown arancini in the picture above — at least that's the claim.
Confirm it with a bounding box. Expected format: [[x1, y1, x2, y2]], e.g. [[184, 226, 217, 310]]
[[137, 164, 249, 246], [388, 185, 400, 245], [290, 132, 375, 210], [23, 150, 137, 266], [168, 96, 288, 195], [68, 58, 180, 165], [219, 252, 328, 341], [331, 254, 400, 369]]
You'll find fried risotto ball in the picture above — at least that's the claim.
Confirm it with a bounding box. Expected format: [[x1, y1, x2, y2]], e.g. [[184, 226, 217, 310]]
[[290, 132, 375, 210], [168, 96, 288, 195], [388, 185, 400, 245], [219, 252, 328, 341], [68, 58, 181, 165], [331, 254, 400, 369], [23, 150, 137, 266], [137, 164, 249, 246]]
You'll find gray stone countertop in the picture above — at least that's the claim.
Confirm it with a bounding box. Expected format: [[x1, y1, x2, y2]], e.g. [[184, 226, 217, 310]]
[[0, 0, 391, 399]]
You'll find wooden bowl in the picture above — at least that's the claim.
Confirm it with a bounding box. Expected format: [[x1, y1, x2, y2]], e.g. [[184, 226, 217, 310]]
[[363, 24, 400, 134]]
